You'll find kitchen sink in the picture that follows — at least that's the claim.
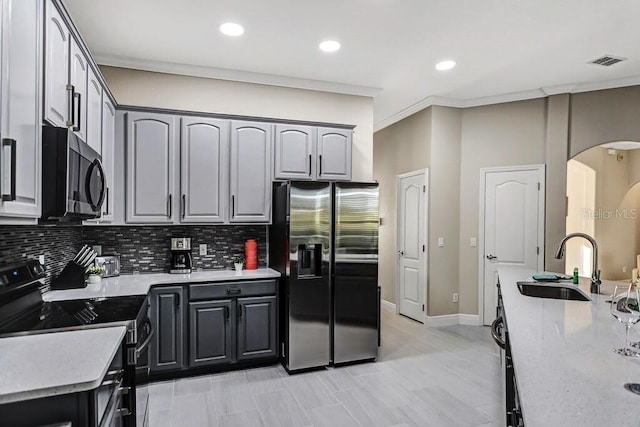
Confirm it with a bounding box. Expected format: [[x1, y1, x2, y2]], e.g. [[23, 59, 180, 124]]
[[517, 282, 591, 301]]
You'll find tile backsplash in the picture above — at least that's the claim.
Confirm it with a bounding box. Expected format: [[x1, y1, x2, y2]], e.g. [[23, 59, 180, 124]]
[[0, 225, 267, 285], [0, 225, 83, 291], [82, 225, 267, 274]]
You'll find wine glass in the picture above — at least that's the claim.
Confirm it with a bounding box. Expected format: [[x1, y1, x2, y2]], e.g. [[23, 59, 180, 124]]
[[610, 284, 640, 357]]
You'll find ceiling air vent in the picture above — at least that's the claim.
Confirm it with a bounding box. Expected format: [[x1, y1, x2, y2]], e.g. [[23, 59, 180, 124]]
[[589, 55, 627, 67]]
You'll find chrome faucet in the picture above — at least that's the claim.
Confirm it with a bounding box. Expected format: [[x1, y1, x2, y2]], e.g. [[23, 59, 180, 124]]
[[554, 233, 602, 294]]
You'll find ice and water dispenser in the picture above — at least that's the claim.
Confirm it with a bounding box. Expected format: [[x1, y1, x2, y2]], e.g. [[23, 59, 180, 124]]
[[297, 244, 322, 278]]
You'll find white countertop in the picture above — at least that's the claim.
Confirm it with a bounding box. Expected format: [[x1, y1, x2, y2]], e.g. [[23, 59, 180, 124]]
[[0, 327, 126, 404], [44, 268, 281, 301], [499, 267, 640, 426]]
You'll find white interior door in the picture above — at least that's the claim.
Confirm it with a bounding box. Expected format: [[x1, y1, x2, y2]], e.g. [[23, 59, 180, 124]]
[[481, 166, 545, 325], [565, 159, 595, 277], [397, 170, 427, 322]]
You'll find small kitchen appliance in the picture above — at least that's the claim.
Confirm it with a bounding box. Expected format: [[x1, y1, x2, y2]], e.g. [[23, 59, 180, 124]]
[[170, 237, 193, 274]]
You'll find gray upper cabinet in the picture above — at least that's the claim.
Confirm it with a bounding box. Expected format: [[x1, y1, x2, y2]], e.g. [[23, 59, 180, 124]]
[[0, 0, 42, 220], [274, 124, 315, 181], [229, 121, 272, 223], [180, 118, 229, 223], [69, 37, 87, 143], [126, 112, 176, 223], [188, 300, 234, 368], [150, 286, 185, 373], [317, 127, 352, 181], [44, 0, 69, 128], [100, 98, 115, 222], [86, 68, 102, 155]]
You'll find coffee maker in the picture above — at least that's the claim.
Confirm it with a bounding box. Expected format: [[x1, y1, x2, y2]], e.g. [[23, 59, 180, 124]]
[[170, 237, 193, 274]]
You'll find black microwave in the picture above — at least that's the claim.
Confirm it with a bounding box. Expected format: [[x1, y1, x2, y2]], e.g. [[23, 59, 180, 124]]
[[41, 126, 105, 220]]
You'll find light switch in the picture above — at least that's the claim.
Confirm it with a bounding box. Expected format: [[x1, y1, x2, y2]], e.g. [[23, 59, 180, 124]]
[[199, 244, 207, 256], [438, 237, 445, 247], [470, 237, 477, 247]]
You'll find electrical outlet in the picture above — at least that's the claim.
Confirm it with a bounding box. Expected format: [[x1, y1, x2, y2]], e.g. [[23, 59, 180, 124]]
[[199, 244, 207, 256], [470, 237, 477, 247], [623, 266, 627, 273], [92, 245, 102, 256], [38, 255, 45, 265], [453, 293, 459, 303], [438, 237, 445, 247]]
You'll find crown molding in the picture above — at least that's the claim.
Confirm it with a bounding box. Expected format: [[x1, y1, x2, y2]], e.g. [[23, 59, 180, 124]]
[[374, 74, 640, 132], [94, 54, 382, 98]]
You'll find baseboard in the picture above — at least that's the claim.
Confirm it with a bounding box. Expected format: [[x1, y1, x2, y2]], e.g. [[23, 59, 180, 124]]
[[380, 299, 396, 312], [425, 313, 481, 327]]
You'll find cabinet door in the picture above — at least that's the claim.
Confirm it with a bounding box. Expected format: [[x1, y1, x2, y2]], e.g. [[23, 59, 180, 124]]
[[100, 98, 115, 221], [86, 68, 102, 155], [44, 0, 69, 128], [274, 124, 315, 180], [188, 300, 235, 367], [69, 37, 87, 143], [317, 127, 352, 181], [149, 286, 184, 372], [0, 0, 42, 218], [180, 117, 229, 223], [126, 112, 176, 223], [229, 121, 272, 223], [237, 296, 277, 361]]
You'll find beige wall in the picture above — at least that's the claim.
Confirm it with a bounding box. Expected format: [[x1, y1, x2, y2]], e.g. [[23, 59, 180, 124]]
[[458, 99, 547, 314], [570, 86, 640, 158], [372, 109, 431, 303], [100, 66, 375, 181], [428, 107, 462, 316]]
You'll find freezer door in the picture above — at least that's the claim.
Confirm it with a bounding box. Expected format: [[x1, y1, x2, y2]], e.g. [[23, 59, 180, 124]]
[[287, 182, 331, 371], [333, 183, 380, 364]]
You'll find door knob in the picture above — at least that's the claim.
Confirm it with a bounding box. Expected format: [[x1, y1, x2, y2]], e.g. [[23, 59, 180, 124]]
[[398, 251, 404, 256], [486, 254, 497, 260]]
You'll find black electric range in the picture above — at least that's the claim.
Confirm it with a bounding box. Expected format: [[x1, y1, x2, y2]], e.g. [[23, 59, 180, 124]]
[[0, 260, 152, 427]]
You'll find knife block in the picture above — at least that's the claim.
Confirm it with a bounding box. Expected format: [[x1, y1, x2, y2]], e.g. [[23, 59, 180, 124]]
[[51, 261, 88, 290]]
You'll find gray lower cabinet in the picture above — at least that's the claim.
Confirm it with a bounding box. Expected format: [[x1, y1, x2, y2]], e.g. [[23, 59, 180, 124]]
[[126, 112, 176, 224], [149, 286, 184, 372], [188, 300, 234, 367], [237, 296, 277, 360], [317, 127, 352, 181], [230, 121, 272, 223]]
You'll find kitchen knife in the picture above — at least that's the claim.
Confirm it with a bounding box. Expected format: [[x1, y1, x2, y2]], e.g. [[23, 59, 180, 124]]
[[83, 253, 97, 268], [73, 245, 89, 262], [77, 250, 95, 266]]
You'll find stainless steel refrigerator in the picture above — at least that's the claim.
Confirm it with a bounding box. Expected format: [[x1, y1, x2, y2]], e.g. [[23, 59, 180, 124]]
[[269, 181, 380, 372]]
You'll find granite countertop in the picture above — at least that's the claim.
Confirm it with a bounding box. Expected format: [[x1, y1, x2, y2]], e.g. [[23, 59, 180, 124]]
[[0, 327, 126, 404], [498, 267, 640, 426], [44, 268, 281, 301]]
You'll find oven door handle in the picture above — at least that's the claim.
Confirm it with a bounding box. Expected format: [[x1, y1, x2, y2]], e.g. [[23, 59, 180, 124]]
[[136, 320, 154, 359]]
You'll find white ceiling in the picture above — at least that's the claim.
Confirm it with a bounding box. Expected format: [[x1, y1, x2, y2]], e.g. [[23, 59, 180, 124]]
[[63, 0, 640, 131]]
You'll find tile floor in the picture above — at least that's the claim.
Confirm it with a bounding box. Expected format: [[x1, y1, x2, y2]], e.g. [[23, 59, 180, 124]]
[[147, 308, 504, 426]]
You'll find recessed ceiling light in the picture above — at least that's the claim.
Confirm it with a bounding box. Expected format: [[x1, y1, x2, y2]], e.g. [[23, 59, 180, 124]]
[[435, 60, 456, 71], [319, 40, 341, 53], [220, 22, 244, 37]]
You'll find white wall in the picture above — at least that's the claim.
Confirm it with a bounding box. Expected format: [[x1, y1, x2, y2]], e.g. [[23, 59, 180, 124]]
[[100, 66, 375, 181]]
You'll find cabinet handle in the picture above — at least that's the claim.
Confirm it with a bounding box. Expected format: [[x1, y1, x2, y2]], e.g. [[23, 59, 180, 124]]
[[72, 92, 81, 132], [1, 139, 16, 202], [308, 154, 312, 176], [319, 154, 322, 176], [105, 187, 109, 215], [175, 293, 180, 308], [226, 288, 241, 295], [66, 84, 74, 127], [181, 194, 186, 219], [491, 316, 505, 349], [231, 195, 235, 218], [238, 305, 242, 318], [168, 194, 172, 218], [224, 306, 229, 320]]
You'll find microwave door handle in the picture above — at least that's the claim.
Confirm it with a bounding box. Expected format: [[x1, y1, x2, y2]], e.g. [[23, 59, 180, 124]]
[[85, 159, 106, 211]]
